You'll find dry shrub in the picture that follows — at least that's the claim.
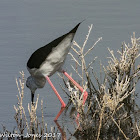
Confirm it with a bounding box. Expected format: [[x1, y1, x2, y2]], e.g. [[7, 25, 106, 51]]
[[13, 71, 57, 140], [1, 25, 140, 140], [62, 25, 140, 140]]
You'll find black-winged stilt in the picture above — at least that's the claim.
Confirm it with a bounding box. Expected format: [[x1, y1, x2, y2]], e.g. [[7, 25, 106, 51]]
[[26, 22, 88, 120]]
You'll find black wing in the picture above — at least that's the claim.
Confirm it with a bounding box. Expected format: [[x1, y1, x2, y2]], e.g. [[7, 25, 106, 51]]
[[27, 22, 81, 69]]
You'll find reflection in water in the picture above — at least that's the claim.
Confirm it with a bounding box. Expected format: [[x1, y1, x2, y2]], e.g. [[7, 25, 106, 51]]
[[54, 121, 66, 140], [54, 100, 79, 140]]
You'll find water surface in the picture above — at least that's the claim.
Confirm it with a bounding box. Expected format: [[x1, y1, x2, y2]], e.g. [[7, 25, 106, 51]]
[[0, 0, 140, 138]]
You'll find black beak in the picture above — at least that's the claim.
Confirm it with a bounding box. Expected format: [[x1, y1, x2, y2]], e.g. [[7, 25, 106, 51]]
[[31, 92, 34, 104]]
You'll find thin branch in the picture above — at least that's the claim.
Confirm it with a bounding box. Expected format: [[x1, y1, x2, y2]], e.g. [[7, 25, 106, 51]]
[[83, 24, 93, 50], [84, 37, 102, 57], [86, 57, 97, 70], [73, 41, 81, 50], [71, 65, 83, 79], [71, 46, 80, 56], [111, 116, 129, 140], [69, 53, 81, 66]]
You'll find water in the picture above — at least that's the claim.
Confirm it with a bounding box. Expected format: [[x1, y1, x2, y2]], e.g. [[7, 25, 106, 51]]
[[0, 0, 140, 138]]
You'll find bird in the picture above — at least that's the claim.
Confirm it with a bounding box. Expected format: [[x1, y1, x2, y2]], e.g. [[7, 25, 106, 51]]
[[26, 22, 88, 120]]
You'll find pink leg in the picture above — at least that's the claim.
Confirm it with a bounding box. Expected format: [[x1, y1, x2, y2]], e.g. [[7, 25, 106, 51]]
[[46, 76, 66, 108], [63, 71, 88, 105], [54, 107, 65, 121]]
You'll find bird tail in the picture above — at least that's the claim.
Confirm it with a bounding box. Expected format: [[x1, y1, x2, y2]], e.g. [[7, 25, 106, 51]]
[[69, 20, 85, 34]]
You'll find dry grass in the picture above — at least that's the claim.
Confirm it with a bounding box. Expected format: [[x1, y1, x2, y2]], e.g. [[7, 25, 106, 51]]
[[0, 25, 140, 140], [61, 25, 140, 140], [13, 71, 58, 140]]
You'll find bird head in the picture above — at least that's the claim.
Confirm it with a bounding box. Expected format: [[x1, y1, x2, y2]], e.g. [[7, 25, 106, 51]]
[[26, 76, 38, 103]]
